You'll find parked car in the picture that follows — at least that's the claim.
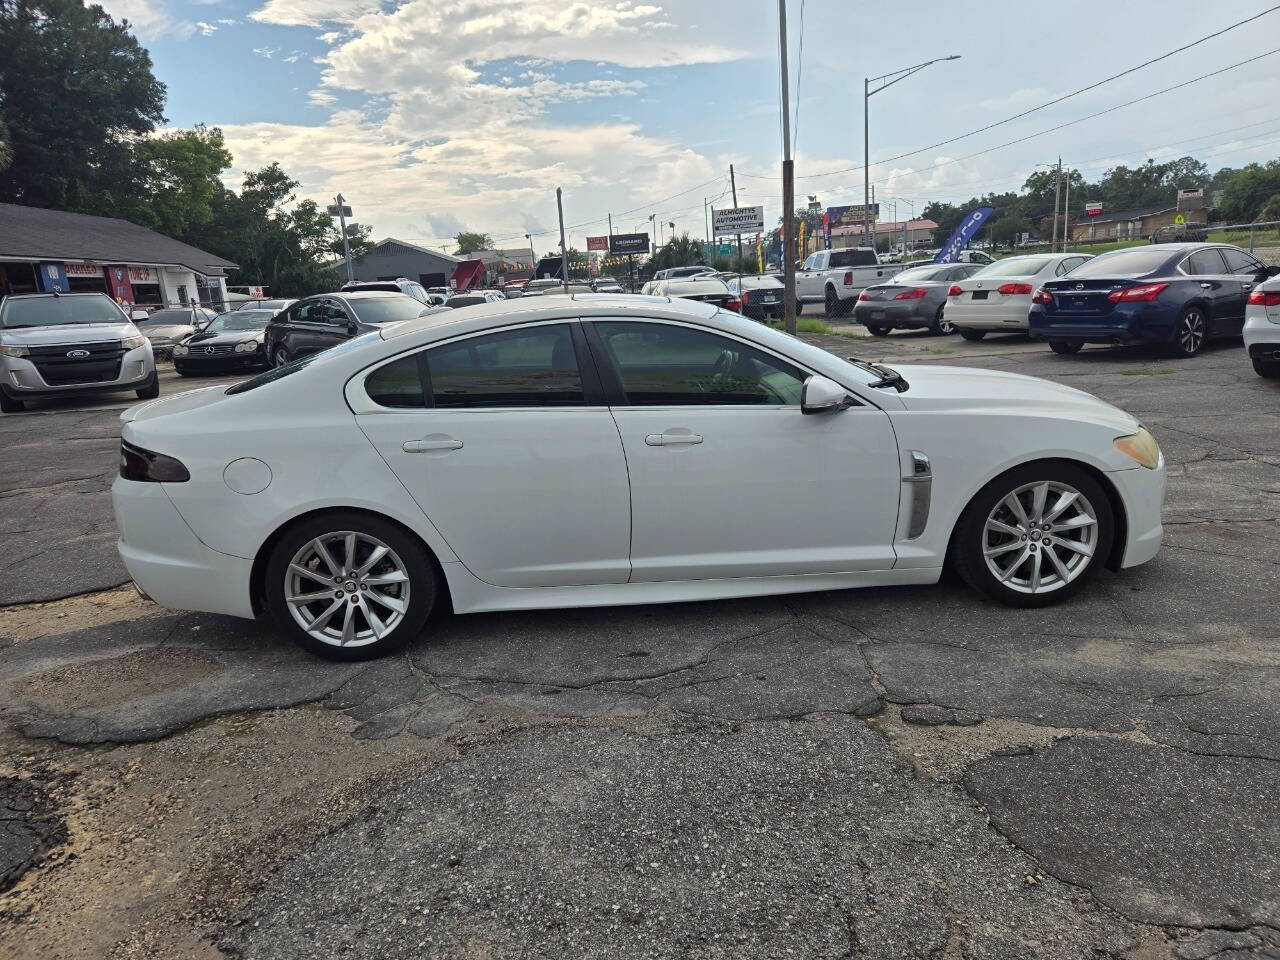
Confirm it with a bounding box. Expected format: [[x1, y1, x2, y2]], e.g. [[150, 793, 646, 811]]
[[592, 279, 624, 294], [795, 248, 892, 317], [648, 275, 733, 309], [1244, 273, 1280, 378], [341, 278, 432, 305], [172, 309, 277, 376], [852, 263, 984, 336], [1028, 243, 1278, 357], [444, 290, 507, 308], [133, 305, 220, 358], [725, 274, 785, 321], [237, 298, 296, 313], [264, 292, 435, 367], [653, 266, 717, 281], [522, 279, 564, 296], [0, 292, 157, 412], [426, 287, 451, 300], [945, 254, 1093, 341], [113, 294, 1165, 661]]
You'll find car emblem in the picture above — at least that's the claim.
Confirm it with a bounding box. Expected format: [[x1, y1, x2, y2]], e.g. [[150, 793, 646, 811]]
[[204, 346, 215, 355], [976, 282, 983, 289], [1074, 282, 1084, 290], [66, 349, 90, 359]]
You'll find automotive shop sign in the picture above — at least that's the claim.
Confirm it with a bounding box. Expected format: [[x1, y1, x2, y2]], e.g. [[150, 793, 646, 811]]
[[609, 233, 650, 255], [712, 206, 765, 237], [935, 206, 994, 264]]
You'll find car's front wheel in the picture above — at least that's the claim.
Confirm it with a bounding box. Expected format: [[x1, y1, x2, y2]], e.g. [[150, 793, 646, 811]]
[[136, 373, 160, 399], [264, 512, 436, 660], [1169, 306, 1207, 357], [0, 390, 24, 413], [952, 462, 1114, 608], [273, 345, 290, 368], [867, 325, 891, 337]]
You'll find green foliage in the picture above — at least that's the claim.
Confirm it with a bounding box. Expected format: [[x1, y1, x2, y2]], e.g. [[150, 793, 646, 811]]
[[121, 125, 232, 238], [989, 213, 1030, 249], [643, 233, 707, 276], [795, 318, 829, 334], [1260, 194, 1280, 223], [1218, 161, 1280, 223], [454, 231, 493, 255], [0, 107, 10, 174]]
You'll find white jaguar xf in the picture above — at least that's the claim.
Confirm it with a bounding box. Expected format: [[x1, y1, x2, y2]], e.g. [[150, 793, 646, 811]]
[[112, 295, 1165, 660]]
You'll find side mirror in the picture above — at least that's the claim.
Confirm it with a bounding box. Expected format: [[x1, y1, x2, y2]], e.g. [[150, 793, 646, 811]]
[[131, 310, 149, 321], [347, 320, 359, 335], [801, 375, 854, 415]]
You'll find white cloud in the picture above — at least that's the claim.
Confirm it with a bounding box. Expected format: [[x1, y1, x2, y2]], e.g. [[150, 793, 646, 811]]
[[195, 20, 217, 36], [95, 0, 195, 38], [250, 0, 380, 28], [217, 17, 238, 25], [283, 51, 302, 63], [252, 45, 279, 59]]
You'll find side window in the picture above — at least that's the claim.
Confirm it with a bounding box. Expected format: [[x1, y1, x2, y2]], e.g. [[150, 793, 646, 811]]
[[1185, 249, 1228, 275], [802, 254, 815, 271], [365, 354, 425, 408], [294, 300, 323, 323], [1222, 248, 1264, 276], [427, 324, 584, 408], [326, 299, 354, 325], [593, 321, 806, 406]]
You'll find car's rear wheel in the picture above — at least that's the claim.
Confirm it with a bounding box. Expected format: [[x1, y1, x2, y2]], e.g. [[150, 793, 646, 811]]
[[1169, 307, 1207, 357], [824, 286, 839, 317], [264, 512, 436, 661], [959, 329, 986, 341], [868, 325, 891, 337], [1251, 356, 1280, 378], [929, 306, 955, 336], [953, 462, 1114, 608], [0, 390, 24, 413], [136, 373, 160, 399], [795, 300, 804, 316], [1049, 340, 1082, 355]]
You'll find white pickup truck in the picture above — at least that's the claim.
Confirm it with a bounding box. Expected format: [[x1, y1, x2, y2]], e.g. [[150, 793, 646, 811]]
[[795, 247, 893, 316]]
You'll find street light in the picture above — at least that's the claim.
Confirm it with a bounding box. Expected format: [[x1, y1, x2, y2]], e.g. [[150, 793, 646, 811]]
[[890, 196, 915, 254], [864, 56, 960, 249]]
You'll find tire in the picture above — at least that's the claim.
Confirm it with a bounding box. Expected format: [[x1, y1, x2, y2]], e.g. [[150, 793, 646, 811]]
[[952, 461, 1115, 608], [959, 329, 986, 341], [824, 286, 838, 318], [795, 300, 804, 316], [868, 325, 891, 337], [135, 372, 160, 399], [1253, 356, 1280, 378], [0, 390, 24, 413], [264, 511, 437, 661], [1168, 306, 1207, 357], [174, 363, 191, 377], [1049, 340, 1082, 355], [273, 345, 290, 368], [929, 306, 955, 336]]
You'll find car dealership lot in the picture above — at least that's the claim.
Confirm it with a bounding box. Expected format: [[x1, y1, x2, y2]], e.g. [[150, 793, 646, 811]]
[[2, 338, 1279, 959]]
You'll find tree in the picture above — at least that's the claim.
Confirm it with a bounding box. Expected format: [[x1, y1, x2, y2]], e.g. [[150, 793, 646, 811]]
[[0, 107, 10, 174], [1217, 160, 1280, 223], [0, 0, 166, 211], [122, 125, 232, 238], [642, 233, 706, 277], [454, 231, 493, 255], [989, 214, 1030, 249], [1260, 193, 1280, 223]]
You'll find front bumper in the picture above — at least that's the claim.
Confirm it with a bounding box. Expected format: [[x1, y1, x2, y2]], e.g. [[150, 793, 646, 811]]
[[1107, 458, 1165, 569], [112, 477, 255, 619], [853, 300, 932, 329], [1, 344, 154, 397]]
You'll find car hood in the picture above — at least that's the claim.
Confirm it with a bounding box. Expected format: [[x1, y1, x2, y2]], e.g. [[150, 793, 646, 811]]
[[184, 328, 265, 346], [140, 323, 194, 339], [891, 364, 1139, 429], [0, 321, 137, 346]]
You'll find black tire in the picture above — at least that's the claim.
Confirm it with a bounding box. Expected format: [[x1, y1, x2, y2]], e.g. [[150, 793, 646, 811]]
[[1168, 306, 1207, 358], [824, 286, 838, 318], [174, 363, 191, 377], [795, 300, 804, 316], [1049, 340, 1083, 355], [951, 461, 1115, 609], [135, 372, 160, 399], [264, 511, 437, 661], [958, 329, 986, 341], [0, 390, 24, 413], [929, 305, 955, 336], [1253, 356, 1280, 378], [868, 325, 891, 337], [273, 345, 290, 368]]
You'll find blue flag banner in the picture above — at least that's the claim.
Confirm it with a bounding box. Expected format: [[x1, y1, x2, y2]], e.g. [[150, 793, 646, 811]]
[[935, 206, 993, 263]]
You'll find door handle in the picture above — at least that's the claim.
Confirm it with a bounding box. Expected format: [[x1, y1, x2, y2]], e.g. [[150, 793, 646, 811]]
[[402, 437, 463, 453], [1242, 283, 1253, 291], [645, 432, 703, 446], [1200, 282, 1214, 289]]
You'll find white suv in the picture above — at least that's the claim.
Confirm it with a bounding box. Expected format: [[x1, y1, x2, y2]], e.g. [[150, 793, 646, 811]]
[[1244, 273, 1280, 378]]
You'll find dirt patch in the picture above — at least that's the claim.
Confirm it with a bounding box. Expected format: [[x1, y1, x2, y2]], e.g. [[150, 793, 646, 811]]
[[0, 587, 164, 644], [10, 647, 223, 711], [0, 774, 65, 894]]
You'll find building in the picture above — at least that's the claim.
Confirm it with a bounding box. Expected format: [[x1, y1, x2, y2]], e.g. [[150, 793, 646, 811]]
[[0, 202, 236, 310], [1068, 204, 1208, 243], [350, 237, 460, 288], [829, 218, 938, 251]]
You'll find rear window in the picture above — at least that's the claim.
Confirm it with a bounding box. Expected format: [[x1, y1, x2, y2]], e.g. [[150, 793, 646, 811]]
[[1069, 248, 1173, 278], [225, 333, 378, 394], [891, 266, 945, 283], [829, 249, 878, 268], [446, 296, 485, 308], [347, 296, 428, 324], [972, 256, 1051, 278]]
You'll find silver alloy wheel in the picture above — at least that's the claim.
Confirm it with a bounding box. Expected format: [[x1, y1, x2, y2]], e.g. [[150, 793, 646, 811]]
[[284, 531, 411, 648], [1178, 310, 1205, 354], [274, 347, 289, 367], [936, 309, 954, 335], [982, 480, 1099, 595]]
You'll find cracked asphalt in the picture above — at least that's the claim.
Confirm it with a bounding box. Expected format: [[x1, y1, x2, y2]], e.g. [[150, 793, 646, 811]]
[[1, 332, 1278, 959]]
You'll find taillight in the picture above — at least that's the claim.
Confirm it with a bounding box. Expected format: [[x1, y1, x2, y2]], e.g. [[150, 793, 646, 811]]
[[893, 287, 927, 300], [120, 440, 190, 482], [739, 290, 750, 305], [858, 290, 872, 301], [947, 285, 963, 297], [1031, 288, 1053, 305], [997, 282, 1033, 295], [725, 297, 742, 312], [1248, 290, 1280, 306], [843, 271, 853, 285], [1107, 282, 1168, 303]]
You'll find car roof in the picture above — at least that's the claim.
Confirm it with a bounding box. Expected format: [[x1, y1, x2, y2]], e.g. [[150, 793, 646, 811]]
[[311, 290, 410, 301], [2, 291, 111, 299]]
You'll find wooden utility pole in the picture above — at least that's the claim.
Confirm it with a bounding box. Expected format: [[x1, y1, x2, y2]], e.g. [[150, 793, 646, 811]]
[[1050, 156, 1062, 253], [730, 163, 743, 272], [556, 187, 569, 293], [779, 0, 796, 335]]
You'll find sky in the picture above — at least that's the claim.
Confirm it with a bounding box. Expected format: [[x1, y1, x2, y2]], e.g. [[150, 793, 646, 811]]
[[97, 0, 1280, 256]]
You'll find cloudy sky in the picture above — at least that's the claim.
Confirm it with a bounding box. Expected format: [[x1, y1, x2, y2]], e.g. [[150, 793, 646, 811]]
[[100, 0, 1280, 254]]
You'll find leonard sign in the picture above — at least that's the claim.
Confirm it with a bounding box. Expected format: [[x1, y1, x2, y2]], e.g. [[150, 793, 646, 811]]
[[712, 205, 765, 237]]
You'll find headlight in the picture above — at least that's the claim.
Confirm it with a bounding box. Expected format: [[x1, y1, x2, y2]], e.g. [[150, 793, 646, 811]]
[[1114, 427, 1160, 469], [0, 343, 30, 358], [173, 344, 188, 356], [235, 340, 257, 352], [121, 335, 146, 350]]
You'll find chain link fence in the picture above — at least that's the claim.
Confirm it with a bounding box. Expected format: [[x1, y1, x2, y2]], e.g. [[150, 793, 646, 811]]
[[1210, 221, 1280, 268]]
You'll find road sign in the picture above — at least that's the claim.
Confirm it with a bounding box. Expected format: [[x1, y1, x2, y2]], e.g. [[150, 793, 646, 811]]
[[609, 233, 650, 255], [586, 235, 609, 251], [712, 205, 765, 237], [1085, 202, 1103, 217], [326, 204, 353, 217], [717, 243, 732, 256], [1174, 213, 1186, 225]]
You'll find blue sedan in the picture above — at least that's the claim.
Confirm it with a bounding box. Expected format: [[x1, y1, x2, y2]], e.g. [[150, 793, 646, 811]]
[[1028, 243, 1278, 357]]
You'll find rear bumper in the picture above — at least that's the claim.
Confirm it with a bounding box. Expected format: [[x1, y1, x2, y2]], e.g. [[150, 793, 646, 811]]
[[1107, 460, 1165, 569], [1028, 303, 1175, 344], [112, 477, 255, 619], [1243, 315, 1280, 356], [852, 301, 932, 328], [945, 300, 1030, 331]]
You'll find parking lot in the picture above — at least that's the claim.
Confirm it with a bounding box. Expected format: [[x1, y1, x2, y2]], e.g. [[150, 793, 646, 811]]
[[1, 330, 1278, 960]]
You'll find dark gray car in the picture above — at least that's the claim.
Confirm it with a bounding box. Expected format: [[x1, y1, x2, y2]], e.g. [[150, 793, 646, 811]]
[[852, 263, 983, 336]]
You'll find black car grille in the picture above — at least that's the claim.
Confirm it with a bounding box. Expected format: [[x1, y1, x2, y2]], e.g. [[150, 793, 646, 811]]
[[188, 343, 239, 357], [28, 341, 126, 386]]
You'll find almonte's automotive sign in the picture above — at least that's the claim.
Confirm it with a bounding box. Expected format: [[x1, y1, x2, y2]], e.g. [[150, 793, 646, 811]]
[[712, 206, 765, 237]]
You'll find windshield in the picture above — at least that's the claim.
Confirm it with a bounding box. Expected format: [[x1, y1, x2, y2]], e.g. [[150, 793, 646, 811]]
[[0, 294, 126, 329], [971, 256, 1051, 278], [1068, 248, 1173, 278], [203, 310, 273, 333], [226, 332, 378, 394], [892, 266, 945, 283], [347, 297, 428, 324], [136, 309, 195, 326], [446, 296, 485, 307]]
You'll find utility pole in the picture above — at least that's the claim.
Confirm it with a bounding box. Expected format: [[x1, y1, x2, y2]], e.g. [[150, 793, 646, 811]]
[[863, 77, 871, 249], [556, 187, 569, 293], [730, 163, 743, 273], [329, 194, 354, 282], [1062, 166, 1071, 252], [1051, 156, 1062, 253], [608, 213, 613, 239], [779, 0, 796, 335]]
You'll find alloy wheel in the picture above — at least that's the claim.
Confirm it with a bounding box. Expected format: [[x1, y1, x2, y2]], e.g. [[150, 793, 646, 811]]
[[284, 531, 411, 648], [982, 481, 1098, 595], [1177, 310, 1205, 355], [935, 308, 954, 335], [274, 347, 289, 367]]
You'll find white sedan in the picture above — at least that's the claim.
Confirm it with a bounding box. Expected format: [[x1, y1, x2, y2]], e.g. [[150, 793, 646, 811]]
[[944, 253, 1093, 340], [112, 295, 1165, 660], [1244, 273, 1280, 378]]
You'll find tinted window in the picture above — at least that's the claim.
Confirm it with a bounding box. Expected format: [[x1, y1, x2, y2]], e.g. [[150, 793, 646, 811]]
[[892, 266, 946, 283], [365, 354, 425, 408], [136, 309, 195, 325], [292, 300, 327, 323], [829, 249, 878, 268], [428, 324, 584, 408], [1221, 248, 1264, 275], [1185, 249, 1227, 275], [1057, 257, 1088, 276], [445, 295, 486, 308], [594, 321, 805, 406], [347, 296, 430, 324], [1070, 249, 1174, 277]]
